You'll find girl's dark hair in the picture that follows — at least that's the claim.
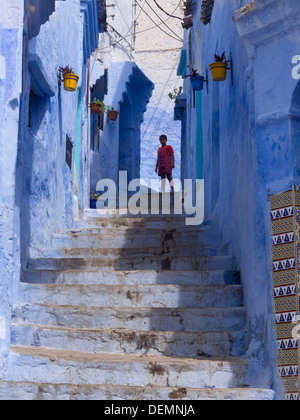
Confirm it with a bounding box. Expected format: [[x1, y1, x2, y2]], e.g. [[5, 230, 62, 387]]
[[160, 134, 167, 140]]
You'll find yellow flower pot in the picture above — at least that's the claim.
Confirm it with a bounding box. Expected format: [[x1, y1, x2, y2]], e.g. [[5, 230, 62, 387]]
[[63, 73, 79, 91], [209, 62, 227, 81]]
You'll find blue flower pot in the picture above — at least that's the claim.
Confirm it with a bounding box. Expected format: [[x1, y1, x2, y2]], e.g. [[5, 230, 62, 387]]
[[174, 106, 184, 120], [191, 75, 204, 91], [90, 198, 97, 209]]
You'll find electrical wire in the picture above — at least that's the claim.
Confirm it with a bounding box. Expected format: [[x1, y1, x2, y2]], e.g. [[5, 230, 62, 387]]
[[96, 43, 114, 53], [96, 23, 135, 56], [153, 0, 183, 21], [97, 0, 147, 54], [114, 1, 133, 33], [112, 0, 147, 41], [136, 1, 183, 43], [143, 0, 183, 42], [98, 0, 183, 53], [106, 21, 134, 50], [135, 0, 181, 36]]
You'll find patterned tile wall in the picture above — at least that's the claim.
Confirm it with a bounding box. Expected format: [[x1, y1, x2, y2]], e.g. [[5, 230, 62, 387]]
[[269, 186, 300, 400]]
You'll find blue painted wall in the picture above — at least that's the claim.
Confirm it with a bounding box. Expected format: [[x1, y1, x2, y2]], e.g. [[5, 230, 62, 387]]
[[0, 19, 24, 354], [179, 0, 300, 393], [178, 0, 300, 395], [0, 0, 101, 355], [0, 0, 151, 355], [16, 0, 83, 269], [200, 0, 277, 390]]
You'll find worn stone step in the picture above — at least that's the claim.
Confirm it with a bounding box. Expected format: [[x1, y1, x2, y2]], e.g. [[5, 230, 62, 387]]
[[11, 323, 247, 357], [0, 380, 276, 400], [69, 223, 219, 234], [0, 379, 276, 401], [18, 304, 246, 332], [69, 224, 220, 233], [41, 245, 228, 259], [83, 210, 192, 219], [27, 255, 235, 271], [3, 346, 250, 389], [74, 216, 210, 230], [20, 283, 243, 308], [51, 229, 224, 249], [82, 208, 198, 219], [22, 269, 240, 286]]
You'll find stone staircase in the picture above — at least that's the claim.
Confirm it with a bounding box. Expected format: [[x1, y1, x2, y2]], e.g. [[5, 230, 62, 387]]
[[0, 209, 276, 400]]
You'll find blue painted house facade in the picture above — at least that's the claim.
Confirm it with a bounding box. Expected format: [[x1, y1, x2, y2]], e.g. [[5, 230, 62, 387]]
[[178, 0, 300, 399], [0, 0, 105, 357], [0, 0, 153, 360], [90, 60, 154, 192]]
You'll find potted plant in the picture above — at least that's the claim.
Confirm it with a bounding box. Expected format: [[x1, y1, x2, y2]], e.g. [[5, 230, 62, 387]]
[[59, 65, 79, 91], [184, 67, 205, 91], [168, 86, 183, 105], [168, 87, 185, 120], [90, 190, 101, 209], [107, 107, 119, 121], [209, 52, 228, 81], [89, 98, 107, 114]]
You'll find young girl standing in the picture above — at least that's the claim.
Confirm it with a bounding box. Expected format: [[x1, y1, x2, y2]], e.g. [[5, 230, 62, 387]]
[[155, 134, 175, 193]]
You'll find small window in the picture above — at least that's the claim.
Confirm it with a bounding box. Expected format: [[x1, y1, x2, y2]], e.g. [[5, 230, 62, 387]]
[[104, 68, 108, 96], [65, 135, 73, 170]]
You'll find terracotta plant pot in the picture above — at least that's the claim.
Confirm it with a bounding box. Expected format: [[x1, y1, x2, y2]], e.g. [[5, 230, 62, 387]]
[[90, 103, 102, 114], [63, 73, 79, 91], [108, 110, 119, 120]]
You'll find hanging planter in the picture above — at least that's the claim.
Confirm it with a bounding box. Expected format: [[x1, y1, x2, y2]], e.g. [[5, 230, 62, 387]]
[[168, 87, 185, 121], [90, 103, 102, 114], [184, 67, 208, 92], [90, 191, 100, 209], [174, 96, 186, 121], [209, 52, 233, 83], [89, 101, 119, 120], [89, 99, 107, 114], [190, 75, 205, 91], [174, 104, 184, 120], [108, 108, 119, 121], [59, 66, 79, 92], [209, 62, 227, 81], [63, 73, 79, 91]]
